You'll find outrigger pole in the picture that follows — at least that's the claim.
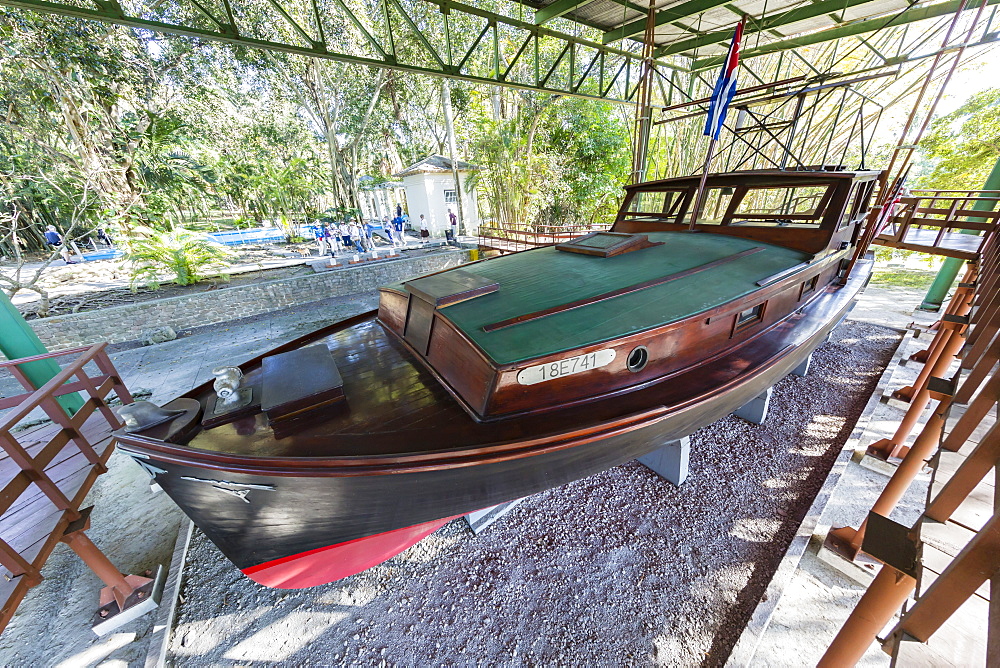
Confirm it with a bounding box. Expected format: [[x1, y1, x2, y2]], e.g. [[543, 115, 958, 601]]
[[688, 17, 745, 231], [629, 0, 657, 185]]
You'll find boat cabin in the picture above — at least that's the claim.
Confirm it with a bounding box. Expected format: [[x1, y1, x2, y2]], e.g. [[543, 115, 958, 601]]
[[616, 170, 880, 256], [378, 170, 881, 422]]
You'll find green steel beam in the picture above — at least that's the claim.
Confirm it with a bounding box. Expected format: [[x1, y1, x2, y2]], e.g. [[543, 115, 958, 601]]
[[602, 0, 733, 44], [688, 0, 1000, 68], [0, 0, 682, 104], [656, 0, 883, 58], [0, 292, 84, 415], [920, 156, 1000, 310]]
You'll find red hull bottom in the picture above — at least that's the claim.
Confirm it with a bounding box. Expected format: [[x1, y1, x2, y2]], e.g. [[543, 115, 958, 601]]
[[242, 515, 462, 588]]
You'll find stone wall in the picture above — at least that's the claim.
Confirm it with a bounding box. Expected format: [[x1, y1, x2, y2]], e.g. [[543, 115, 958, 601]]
[[30, 250, 470, 350]]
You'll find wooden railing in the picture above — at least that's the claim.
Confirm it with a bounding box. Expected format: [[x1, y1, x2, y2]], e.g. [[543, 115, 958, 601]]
[[0, 343, 139, 633], [872, 189, 1000, 260], [478, 223, 611, 253], [820, 229, 1000, 665]]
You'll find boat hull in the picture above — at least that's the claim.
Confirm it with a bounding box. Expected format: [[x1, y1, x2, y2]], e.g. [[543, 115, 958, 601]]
[[120, 262, 868, 587]]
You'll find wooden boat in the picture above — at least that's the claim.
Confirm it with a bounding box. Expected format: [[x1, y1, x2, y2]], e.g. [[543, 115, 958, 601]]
[[115, 168, 880, 588]]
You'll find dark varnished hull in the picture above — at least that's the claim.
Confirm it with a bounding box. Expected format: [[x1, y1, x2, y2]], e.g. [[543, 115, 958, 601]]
[[116, 258, 871, 587]]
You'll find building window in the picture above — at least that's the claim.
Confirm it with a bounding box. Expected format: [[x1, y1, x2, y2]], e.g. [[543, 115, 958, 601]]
[[444, 189, 458, 203]]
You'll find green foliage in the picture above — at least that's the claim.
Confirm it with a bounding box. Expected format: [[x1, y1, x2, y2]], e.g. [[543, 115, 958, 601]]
[[469, 91, 630, 228], [1, 9, 631, 249], [869, 269, 939, 290], [916, 89, 1000, 190], [127, 226, 234, 289]]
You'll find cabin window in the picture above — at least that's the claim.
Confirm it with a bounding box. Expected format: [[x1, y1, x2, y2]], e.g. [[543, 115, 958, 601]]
[[444, 189, 458, 203], [693, 187, 736, 224], [839, 185, 859, 229], [730, 185, 831, 227], [733, 303, 765, 334], [799, 275, 819, 300], [842, 181, 875, 229], [627, 346, 649, 372], [625, 189, 687, 222]]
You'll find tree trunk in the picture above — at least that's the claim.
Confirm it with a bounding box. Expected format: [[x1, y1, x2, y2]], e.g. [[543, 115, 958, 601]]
[[441, 79, 467, 236]]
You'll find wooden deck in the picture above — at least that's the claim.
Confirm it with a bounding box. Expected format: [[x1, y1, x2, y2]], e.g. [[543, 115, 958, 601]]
[[0, 345, 132, 633], [871, 190, 1000, 260], [874, 227, 986, 260]]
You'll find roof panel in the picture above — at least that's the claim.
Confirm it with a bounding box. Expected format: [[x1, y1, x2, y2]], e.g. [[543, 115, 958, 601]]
[[525, 0, 930, 55]]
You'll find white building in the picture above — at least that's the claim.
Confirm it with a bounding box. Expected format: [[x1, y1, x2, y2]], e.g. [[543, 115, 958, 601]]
[[393, 155, 481, 237]]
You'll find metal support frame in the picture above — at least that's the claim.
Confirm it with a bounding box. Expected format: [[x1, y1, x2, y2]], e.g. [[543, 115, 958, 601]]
[[0, 0, 679, 104], [0, 344, 152, 634], [864, 273, 973, 460], [59, 509, 159, 632], [686, 0, 1000, 67], [821, 230, 1000, 664], [921, 157, 1000, 310]]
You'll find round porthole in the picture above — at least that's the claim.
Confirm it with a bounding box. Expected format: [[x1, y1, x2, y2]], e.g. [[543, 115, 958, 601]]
[[627, 346, 649, 373]]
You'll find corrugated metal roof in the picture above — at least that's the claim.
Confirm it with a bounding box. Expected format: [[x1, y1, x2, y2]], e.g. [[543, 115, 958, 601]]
[[520, 0, 926, 57]]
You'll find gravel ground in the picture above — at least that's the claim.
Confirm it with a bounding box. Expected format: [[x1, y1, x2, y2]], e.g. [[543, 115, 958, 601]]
[[167, 320, 901, 666]]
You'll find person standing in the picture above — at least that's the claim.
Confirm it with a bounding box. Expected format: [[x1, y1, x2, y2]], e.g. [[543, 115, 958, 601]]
[[339, 221, 352, 251], [419, 215, 429, 244], [316, 223, 331, 256], [349, 220, 365, 252], [392, 213, 404, 244], [447, 208, 458, 245], [43, 225, 61, 248]]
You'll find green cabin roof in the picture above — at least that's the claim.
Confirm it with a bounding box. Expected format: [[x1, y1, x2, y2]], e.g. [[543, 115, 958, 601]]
[[400, 232, 811, 366]]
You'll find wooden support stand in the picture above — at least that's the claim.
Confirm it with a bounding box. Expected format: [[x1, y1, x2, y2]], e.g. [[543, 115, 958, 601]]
[[60, 508, 165, 635]]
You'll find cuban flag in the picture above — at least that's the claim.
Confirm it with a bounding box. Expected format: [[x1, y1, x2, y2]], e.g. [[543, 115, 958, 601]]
[[703, 17, 745, 140]]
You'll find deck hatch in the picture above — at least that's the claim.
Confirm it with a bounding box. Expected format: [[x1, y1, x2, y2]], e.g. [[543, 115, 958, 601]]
[[555, 232, 661, 258], [403, 270, 499, 356], [404, 270, 499, 307]]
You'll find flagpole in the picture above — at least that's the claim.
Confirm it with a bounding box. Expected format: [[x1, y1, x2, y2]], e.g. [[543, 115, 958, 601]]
[[688, 138, 717, 231], [687, 15, 743, 232]]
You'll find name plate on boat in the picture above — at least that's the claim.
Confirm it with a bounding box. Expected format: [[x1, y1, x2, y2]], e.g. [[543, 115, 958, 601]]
[[516, 349, 616, 386]]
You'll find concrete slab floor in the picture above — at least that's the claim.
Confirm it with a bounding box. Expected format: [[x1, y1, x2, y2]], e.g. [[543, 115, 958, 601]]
[[0, 282, 943, 666]]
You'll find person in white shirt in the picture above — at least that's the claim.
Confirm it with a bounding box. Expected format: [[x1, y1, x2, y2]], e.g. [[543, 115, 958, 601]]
[[349, 221, 364, 252], [419, 215, 429, 244], [338, 222, 351, 250]]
